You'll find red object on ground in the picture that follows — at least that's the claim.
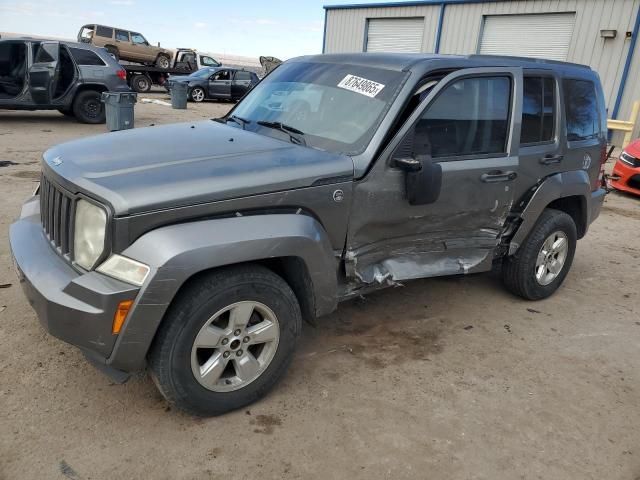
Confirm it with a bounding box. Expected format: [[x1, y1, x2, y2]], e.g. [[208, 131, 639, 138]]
[[611, 139, 640, 196]]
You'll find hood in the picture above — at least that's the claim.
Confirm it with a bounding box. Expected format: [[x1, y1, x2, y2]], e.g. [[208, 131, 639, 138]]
[[42, 121, 353, 216]]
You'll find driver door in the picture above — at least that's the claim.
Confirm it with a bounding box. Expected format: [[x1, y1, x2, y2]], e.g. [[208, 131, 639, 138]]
[[346, 67, 523, 284], [208, 70, 231, 99], [29, 42, 60, 105]]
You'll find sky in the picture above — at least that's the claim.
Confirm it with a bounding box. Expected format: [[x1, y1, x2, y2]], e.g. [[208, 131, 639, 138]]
[[0, 0, 369, 59]]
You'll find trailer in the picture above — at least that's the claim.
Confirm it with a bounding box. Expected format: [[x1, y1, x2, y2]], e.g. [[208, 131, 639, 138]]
[[122, 48, 221, 92]]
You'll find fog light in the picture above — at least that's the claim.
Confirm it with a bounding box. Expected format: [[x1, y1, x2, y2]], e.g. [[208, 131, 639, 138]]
[[97, 254, 150, 286], [113, 300, 133, 334]]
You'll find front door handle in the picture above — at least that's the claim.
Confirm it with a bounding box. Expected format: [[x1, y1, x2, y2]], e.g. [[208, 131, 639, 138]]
[[540, 154, 564, 165], [481, 170, 517, 183]]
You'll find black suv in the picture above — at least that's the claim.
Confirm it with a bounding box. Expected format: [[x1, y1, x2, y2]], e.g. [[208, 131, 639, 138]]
[[0, 37, 129, 123], [11, 53, 607, 416]]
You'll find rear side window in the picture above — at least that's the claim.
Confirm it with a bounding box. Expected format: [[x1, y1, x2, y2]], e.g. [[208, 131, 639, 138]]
[[563, 79, 599, 141], [235, 71, 251, 81], [96, 26, 113, 38], [69, 47, 106, 66], [416, 76, 511, 158], [115, 30, 130, 42], [521, 76, 555, 144]]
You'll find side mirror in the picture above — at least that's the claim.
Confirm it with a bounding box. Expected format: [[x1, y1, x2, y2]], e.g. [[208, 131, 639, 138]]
[[391, 156, 422, 172], [395, 154, 442, 206]]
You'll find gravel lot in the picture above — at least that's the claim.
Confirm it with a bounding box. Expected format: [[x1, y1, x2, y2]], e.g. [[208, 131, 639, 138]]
[[1, 96, 639, 480]]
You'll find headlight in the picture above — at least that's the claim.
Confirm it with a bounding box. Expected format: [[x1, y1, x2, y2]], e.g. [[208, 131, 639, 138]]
[[74, 199, 107, 270], [97, 254, 150, 286]]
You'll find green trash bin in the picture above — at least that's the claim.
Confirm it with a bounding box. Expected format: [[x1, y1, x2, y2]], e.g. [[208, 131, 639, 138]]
[[170, 82, 189, 109], [101, 92, 137, 131]]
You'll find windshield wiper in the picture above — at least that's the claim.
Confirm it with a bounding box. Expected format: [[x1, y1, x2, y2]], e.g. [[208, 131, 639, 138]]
[[256, 120, 306, 146], [226, 115, 251, 129]]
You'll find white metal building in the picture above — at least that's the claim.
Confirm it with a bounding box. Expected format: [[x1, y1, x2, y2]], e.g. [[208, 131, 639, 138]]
[[322, 0, 640, 139]]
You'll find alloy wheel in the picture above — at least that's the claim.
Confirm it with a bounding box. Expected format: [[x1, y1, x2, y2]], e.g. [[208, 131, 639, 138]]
[[535, 230, 569, 286], [191, 88, 205, 102], [190, 301, 280, 392]]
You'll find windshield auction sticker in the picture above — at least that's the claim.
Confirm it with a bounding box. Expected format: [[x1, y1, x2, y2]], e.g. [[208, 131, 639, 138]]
[[337, 74, 385, 98]]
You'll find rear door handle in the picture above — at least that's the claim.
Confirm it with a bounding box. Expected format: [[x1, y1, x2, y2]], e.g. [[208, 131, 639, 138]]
[[481, 170, 517, 183], [540, 154, 564, 165]]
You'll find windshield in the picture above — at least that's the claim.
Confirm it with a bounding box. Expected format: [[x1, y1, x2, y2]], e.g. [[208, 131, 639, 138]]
[[229, 61, 406, 155], [192, 68, 215, 78]]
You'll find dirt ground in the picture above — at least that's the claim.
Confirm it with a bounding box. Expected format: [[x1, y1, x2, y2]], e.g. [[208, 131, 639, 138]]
[[1, 95, 639, 480]]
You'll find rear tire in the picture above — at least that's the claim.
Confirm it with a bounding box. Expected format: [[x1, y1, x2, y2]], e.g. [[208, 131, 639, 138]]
[[148, 265, 302, 416], [502, 208, 577, 300], [131, 74, 151, 93], [72, 90, 105, 124]]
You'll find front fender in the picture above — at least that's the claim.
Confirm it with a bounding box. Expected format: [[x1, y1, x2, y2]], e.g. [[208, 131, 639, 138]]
[[107, 214, 338, 371], [508, 170, 591, 255]]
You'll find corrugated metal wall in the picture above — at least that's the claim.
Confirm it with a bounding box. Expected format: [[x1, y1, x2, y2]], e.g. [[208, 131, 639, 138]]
[[324, 0, 640, 134], [324, 5, 441, 54]]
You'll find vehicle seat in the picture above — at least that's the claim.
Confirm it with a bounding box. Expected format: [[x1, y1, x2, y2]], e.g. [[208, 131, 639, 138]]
[[0, 53, 26, 98]]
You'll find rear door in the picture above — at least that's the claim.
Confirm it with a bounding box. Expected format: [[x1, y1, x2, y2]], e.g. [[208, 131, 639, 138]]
[[514, 71, 564, 202], [346, 67, 522, 283], [231, 70, 252, 99], [29, 42, 59, 105], [208, 69, 231, 99]]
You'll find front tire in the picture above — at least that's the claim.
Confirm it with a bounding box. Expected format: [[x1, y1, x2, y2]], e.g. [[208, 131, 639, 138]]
[[190, 87, 205, 102], [72, 90, 105, 124], [502, 208, 577, 300], [156, 54, 170, 69], [148, 265, 302, 416]]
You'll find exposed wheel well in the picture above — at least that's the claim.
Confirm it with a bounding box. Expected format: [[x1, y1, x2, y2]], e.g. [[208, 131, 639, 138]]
[[172, 258, 316, 324], [546, 196, 587, 239], [74, 83, 108, 96]]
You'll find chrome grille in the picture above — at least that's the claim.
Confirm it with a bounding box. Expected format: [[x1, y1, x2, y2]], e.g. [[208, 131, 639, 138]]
[[39, 174, 73, 255]]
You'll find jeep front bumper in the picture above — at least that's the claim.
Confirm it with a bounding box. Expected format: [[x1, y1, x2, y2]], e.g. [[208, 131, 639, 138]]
[[9, 197, 141, 381]]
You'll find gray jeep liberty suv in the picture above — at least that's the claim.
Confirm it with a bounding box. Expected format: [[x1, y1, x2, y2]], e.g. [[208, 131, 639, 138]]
[[10, 53, 607, 416]]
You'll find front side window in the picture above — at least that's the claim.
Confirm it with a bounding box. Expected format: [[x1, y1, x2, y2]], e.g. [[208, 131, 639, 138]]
[[34, 43, 57, 63], [414, 76, 511, 158], [563, 79, 599, 141], [115, 30, 129, 42], [131, 33, 147, 45], [521, 76, 555, 144], [212, 70, 231, 81], [230, 61, 406, 154]]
